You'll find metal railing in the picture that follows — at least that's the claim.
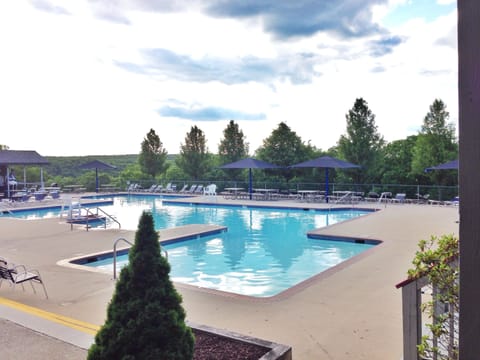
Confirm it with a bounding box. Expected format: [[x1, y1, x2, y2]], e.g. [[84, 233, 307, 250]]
[[113, 237, 132, 279], [125, 180, 458, 203]]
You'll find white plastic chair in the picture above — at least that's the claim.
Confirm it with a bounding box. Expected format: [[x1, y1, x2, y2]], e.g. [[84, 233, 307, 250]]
[[204, 184, 217, 197]]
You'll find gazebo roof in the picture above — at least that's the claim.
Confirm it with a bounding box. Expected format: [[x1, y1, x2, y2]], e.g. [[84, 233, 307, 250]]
[[0, 150, 49, 166]]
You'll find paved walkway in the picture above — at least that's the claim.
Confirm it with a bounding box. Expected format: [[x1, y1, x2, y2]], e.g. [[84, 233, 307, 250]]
[[0, 195, 459, 359], [0, 300, 90, 360]]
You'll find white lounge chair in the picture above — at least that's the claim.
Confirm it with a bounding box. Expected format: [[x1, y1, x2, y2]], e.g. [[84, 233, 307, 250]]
[[187, 184, 197, 193], [146, 184, 158, 192], [164, 183, 174, 193], [177, 184, 188, 193]]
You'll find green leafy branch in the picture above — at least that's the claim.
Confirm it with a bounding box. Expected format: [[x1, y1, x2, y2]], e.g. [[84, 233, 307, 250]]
[[408, 234, 459, 360]]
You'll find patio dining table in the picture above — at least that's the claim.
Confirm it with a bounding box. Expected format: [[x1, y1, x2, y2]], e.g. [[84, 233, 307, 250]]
[[297, 190, 322, 202], [253, 188, 278, 200], [224, 187, 244, 199]]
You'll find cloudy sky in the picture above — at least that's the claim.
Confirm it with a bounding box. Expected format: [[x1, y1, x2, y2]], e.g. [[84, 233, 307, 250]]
[[0, 0, 457, 156]]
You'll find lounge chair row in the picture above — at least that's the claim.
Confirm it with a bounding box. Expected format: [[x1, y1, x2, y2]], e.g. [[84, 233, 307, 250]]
[[3, 189, 61, 203], [127, 183, 179, 193], [0, 257, 48, 299], [127, 183, 217, 196]]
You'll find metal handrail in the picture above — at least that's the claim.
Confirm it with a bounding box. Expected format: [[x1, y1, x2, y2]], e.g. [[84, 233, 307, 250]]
[[113, 237, 133, 279], [112, 237, 168, 279], [77, 206, 121, 231], [95, 207, 121, 229]]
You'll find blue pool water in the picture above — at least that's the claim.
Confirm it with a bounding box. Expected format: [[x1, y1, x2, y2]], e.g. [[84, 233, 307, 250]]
[[54, 195, 377, 297]]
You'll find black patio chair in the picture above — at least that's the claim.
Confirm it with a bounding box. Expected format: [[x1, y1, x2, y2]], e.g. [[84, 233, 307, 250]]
[[0, 259, 48, 299]]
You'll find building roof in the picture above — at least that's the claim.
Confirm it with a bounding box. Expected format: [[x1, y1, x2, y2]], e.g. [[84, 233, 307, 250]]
[[0, 150, 49, 166]]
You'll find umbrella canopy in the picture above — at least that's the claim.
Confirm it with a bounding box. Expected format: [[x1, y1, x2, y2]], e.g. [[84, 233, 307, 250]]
[[220, 158, 282, 199], [290, 156, 361, 202], [424, 159, 458, 172], [79, 160, 116, 193]]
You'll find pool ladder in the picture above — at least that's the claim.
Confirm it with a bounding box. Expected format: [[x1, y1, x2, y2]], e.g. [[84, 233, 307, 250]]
[[112, 237, 168, 279]]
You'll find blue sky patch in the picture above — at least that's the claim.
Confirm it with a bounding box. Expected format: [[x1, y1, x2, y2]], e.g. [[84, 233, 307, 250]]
[[158, 106, 266, 121], [381, 0, 456, 28]]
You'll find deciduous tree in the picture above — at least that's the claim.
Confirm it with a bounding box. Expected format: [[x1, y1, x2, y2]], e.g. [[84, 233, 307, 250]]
[[255, 122, 313, 182], [381, 136, 417, 185]]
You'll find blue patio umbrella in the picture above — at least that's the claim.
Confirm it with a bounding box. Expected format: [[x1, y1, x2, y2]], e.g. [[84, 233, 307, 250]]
[[79, 160, 116, 193], [220, 158, 282, 200], [424, 159, 458, 172], [290, 156, 361, 203]]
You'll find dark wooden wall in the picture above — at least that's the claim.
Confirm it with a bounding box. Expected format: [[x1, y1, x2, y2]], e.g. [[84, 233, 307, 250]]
[[458, 0, 480, 357]]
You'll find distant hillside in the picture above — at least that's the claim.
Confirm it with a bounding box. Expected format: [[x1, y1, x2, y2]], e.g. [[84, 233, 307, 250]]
[[44, 154, 177, 177]]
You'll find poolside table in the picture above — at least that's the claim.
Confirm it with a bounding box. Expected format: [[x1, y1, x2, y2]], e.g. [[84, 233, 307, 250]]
[[100, 184, 118, 192], [253, 188, 278, 201], [64, 185, 86, 193], [298, 190, 322, 202], [224, 187, 244, 199]]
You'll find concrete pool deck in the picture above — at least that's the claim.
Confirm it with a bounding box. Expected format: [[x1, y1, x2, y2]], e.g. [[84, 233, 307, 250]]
[[0, 194, 459, 359]]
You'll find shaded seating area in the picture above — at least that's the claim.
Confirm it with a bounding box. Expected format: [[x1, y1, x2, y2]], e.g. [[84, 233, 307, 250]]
[[0, 150, 50, 201], [0, 258, 48, 299]]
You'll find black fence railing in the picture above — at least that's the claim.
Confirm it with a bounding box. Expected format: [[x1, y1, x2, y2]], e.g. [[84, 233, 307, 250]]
[[125, 180, 459, 202]]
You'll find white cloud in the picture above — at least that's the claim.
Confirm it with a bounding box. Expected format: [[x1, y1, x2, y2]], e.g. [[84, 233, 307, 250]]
[[0, 0, 458, 156]]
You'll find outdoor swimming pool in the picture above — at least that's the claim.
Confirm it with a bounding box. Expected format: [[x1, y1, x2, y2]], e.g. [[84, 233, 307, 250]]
[[58, 195, 377, 297]]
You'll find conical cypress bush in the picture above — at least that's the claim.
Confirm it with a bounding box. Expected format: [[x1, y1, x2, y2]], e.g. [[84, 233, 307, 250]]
[[88, 211, 195, 359]]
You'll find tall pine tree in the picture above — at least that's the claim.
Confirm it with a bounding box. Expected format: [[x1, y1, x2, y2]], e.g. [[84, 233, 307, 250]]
[[411, 99, 457, 185], [218, 120, 249, 180], [138, 128, 169, 179], [337, 98, 385, 184], [176, 125, 210, 181]]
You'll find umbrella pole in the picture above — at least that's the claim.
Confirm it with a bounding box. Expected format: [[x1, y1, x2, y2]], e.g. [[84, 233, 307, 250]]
[[96, 168, 99, 193], [6, 168, 10, 198], [249, 168, 252, 200], [325, 168, 329, 203]]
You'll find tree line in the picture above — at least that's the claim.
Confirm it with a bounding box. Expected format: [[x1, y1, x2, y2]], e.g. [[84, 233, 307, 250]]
[[137, 97, 457, 188], [4, 97, 458, 195]]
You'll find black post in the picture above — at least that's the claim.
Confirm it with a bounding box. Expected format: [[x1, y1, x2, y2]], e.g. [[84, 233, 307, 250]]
[[458, 0, 480, 357]]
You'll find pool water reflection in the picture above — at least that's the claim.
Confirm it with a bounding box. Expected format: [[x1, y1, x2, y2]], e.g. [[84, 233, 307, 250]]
[[79, 197, 377, 297]]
